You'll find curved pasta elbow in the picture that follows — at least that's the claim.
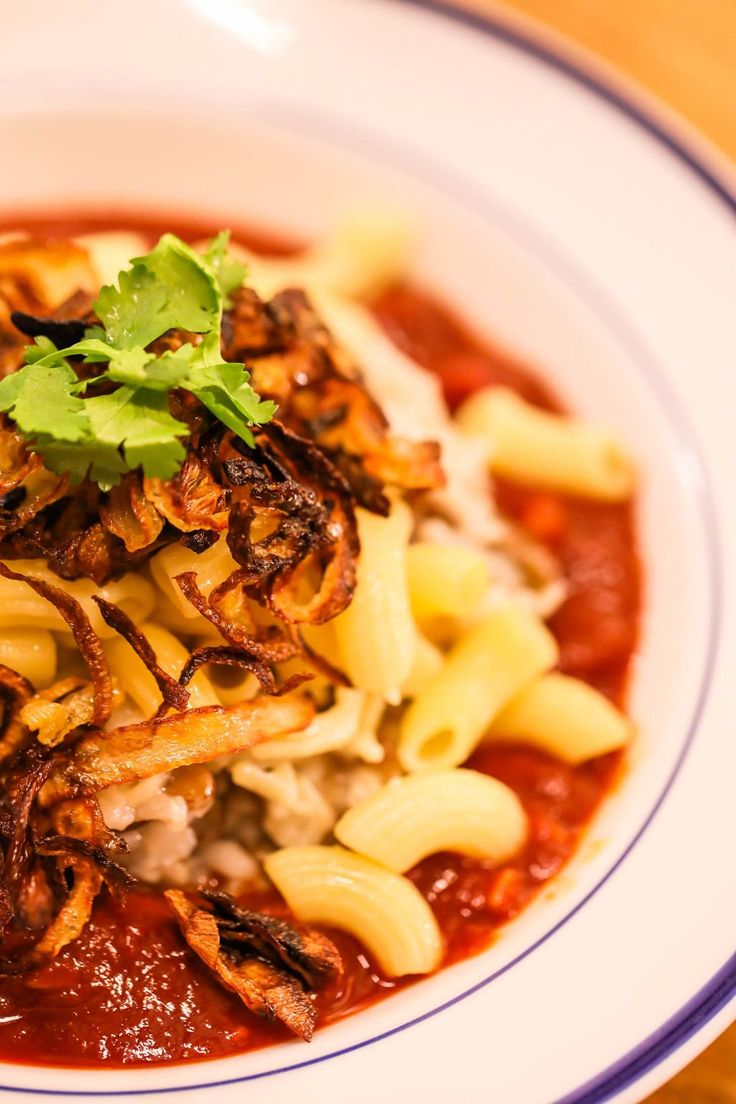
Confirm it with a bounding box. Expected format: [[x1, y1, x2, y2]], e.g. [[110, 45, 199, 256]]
[[398, 605, 558, 772], [0, 559, 155, 638], [228, 206, 413, 301], [0, 627, 57, 689], [491, 672, 634, 764], [406, 542, 490, 622], [456, 386, 635, 501], [264, 845, 443, 977], [332, 502, 415, 705], [335, 769, 527, 872]]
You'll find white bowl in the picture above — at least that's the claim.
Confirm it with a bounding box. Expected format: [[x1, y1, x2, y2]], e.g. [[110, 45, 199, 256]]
[[0, 2, 734, 1102]]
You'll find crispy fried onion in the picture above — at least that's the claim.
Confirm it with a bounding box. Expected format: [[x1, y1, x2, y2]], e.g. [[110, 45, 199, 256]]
[[166, 889, 342, 1040], [8, 834, 132, 967], [175, 570, 301, 663], [99, 473, 165, 553], [0, 664, 34, 764], [0, 562, 112, 724], [21, 858, 102, 965], [41, 694, 314, 805], [0, 422, 40, 496], [0, 827, 132, 971], [224, 421, 360, 625], [35, 834, 133, 895], [203, 890, 341, 988], [92, 596, 190, 713], [1, 746, 55, 917], [235, 288, 444, 499], [0, 724, 133, 968], [178, 645, 312, 698], [20, 676, 97, 749], [0, 749, 130, 970], [0, 468, 69, 540], [0, 279, 445, 626], [144, 451, 230, 532], [293, 376, 445, 493]]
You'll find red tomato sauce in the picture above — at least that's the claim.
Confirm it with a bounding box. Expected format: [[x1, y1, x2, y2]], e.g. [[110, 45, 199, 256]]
[[0, 215, 640, 1067]]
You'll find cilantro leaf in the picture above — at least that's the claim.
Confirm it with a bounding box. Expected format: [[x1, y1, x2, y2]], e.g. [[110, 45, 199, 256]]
[[85, 387, 189, 481], [132, 233, 222, 335], [94, 264, 171, 350], [187, 361, 277, 447], [6, 230, 275, 489], [204, 231, 247, 305], [35, 438, 128, 491], [94, 235, 222, 349], [0, 361, 89, 442], [23, 336, 68, 365]]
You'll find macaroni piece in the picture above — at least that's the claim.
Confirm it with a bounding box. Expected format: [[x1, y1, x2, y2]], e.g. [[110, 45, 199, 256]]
[[457, 386, 635, 501], [490, 672, 634, 764], [149, 537, 239, 621], [401, 631, 444, 698], [0, 560, 155, 637], [406, 542, 490, 622], [333, 501, 415, 705], [0, 627, 57, 689], [335, 768, 527, 872], [399, 604, 558, 772], [226, 205, 412, 302], [265, 845, 443, 976]]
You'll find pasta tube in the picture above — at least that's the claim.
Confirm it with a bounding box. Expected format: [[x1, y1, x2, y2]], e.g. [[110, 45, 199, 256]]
[[490, 672, 634, 764], [333, 501, 415, 705], [335, 769, 527, 872], [456, 387, 635, 501], [0, 560, 155, 637], [265, 845, 443, 976], [406, 542, 490, 621], [399, 604, 558, 772], [401, 631, 444, 698], [226, 206, 413, 301], [149, 537, 238, 621], [252, 688, 364, 762], [0, 627, 57, 689]]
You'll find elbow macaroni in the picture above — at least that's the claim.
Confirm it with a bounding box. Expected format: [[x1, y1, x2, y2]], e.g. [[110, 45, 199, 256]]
[[333, 501, 416, 705], [401, 631, 444, 699], [149, 537, 239, 621], [265, 845, 443, 976], [0, 627, 57, 689], [457, 386, 635, 501], [490, 672, 634, 764], [0, 560, 155, 637], [406, 542, 490, 622], [399, 604, 558, 772], [335, 768, 527, 872], [225, 206, 412, 302]]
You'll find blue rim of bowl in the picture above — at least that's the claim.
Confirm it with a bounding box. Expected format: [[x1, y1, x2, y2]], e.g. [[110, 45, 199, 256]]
[[0, 0, 732, 1098]]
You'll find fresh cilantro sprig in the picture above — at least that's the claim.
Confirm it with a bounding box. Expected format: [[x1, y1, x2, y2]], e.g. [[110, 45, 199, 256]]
[[0, 231, 277, 490]]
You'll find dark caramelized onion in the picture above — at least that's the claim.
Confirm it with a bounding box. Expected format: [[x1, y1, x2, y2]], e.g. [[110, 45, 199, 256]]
[[10, 310, 86, 347]]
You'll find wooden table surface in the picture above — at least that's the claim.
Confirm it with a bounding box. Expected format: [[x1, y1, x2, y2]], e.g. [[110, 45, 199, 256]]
[[446, 1, 735, 1100]]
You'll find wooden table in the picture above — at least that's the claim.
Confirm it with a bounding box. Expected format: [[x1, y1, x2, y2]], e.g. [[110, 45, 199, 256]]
[[447, 1, 736, 1099]]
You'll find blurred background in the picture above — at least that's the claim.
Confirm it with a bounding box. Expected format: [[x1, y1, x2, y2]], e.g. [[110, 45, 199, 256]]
[[452, 0, 735, 159], [453, 2, 735, 1100]]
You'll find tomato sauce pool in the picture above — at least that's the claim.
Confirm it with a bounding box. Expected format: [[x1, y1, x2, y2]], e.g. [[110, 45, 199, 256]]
[[0, 214, 640, 1066]]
